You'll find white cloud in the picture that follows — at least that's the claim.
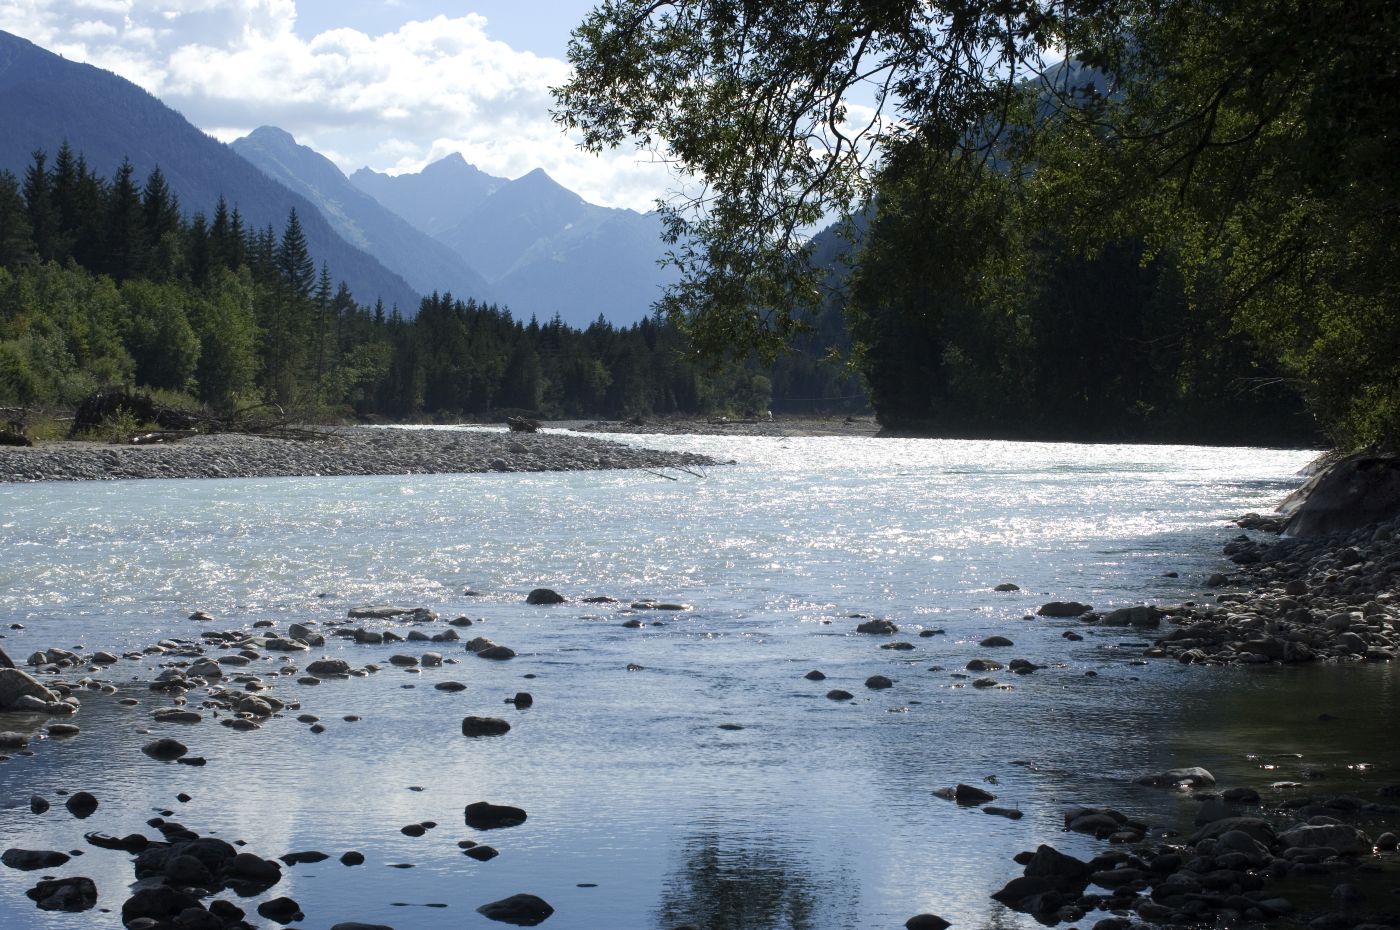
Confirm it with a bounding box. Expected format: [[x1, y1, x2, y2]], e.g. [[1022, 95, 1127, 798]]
[[0, 1, 671, 211]]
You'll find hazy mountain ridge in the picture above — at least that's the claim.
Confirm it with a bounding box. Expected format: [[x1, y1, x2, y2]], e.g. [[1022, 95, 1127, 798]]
[[0, 30, 421, 312], [350, 154, 504, 237], [353, 158, 678, 328], [230, 126, 494, 304]]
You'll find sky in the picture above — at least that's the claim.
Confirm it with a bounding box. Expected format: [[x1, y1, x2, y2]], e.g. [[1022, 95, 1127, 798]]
[[0, 0, 673, 210]]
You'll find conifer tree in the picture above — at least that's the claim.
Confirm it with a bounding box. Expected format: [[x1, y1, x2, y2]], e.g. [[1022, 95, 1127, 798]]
[[70, 154, 107, 271], [0, 170, 35, 267], [276, 208, 315, 298], [22, 150, 59, 262], [47, 141, 80, 263], [104, 158, 145, 280], [141, 166, 182, 280]]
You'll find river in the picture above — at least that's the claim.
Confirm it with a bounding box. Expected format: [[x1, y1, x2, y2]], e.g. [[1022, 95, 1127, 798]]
[[1, 431, 1395, 929]]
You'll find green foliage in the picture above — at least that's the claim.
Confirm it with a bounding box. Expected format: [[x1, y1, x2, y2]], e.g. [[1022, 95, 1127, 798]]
[[79, 407, 142, 444], [556, 0, 1396, 448], [0, 143, 859, 423], [119, 279, 200, 392]]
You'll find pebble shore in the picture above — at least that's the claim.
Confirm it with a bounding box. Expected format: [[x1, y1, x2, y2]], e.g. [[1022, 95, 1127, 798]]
[[0, 427, 717, 483], [1065, 517, 1400, 666]]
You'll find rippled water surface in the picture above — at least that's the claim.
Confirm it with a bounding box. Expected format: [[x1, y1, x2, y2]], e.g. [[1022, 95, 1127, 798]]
[[2, 432, 1397, 930]]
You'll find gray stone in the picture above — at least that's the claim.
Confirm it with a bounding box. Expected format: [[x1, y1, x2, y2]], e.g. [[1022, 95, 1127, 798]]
[[1277, 823, 1373, 855], [1280, 452, 1400, 536], [307, 658, 352, 676], [0, 667, 60, 709], [855, 618, 898, 634], [288, 623, 324, 646]]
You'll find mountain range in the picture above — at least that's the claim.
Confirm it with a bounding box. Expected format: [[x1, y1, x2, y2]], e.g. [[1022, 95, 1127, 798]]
[[0, 30, 421, 312], [230, 127, 495, 304], [349, 156, 677, 329], [0, 28, 676, 326]]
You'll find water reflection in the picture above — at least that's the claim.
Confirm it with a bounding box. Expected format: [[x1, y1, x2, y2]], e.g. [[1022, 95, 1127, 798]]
[[655, 832, 851, 930]]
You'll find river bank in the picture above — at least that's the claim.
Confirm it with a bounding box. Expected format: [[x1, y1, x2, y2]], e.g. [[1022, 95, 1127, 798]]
[[0, 427, 718, 483]]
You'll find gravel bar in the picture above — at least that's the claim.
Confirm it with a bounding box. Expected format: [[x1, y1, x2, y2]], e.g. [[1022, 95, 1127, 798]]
[[0, 428, 719, 483]]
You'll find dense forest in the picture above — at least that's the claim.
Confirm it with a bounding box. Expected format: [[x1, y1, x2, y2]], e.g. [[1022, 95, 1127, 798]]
[[0, 143, 860, 430], [846, 169, 1318, 445], [558, 0, 1392, 450]]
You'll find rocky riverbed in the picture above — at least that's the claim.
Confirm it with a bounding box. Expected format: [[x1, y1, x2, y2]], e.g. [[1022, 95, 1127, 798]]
[[0, 428, 717, 483], [1057, 518, 1400, 667]]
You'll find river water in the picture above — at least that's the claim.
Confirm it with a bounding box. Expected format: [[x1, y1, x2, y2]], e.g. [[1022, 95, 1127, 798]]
[[1, 432, 1396, 930]]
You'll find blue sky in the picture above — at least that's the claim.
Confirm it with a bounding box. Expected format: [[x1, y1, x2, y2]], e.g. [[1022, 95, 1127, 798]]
[[0, 1, 669, 209], [295, 1, 600, 60]]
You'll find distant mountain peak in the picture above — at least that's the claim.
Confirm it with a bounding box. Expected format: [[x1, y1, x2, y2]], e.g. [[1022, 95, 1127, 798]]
[[231, 125, 493, 304], [246, 125, 296, 144]]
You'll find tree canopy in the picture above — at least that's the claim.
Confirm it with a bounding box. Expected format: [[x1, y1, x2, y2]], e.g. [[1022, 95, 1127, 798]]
[[555, 0, 1399, 447]]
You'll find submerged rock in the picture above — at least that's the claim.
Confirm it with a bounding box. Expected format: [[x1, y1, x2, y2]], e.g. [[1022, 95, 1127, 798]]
[[2, 848, 71, 870], [953, 784, 996, 805], [476, 893, 553, 925], [464, 802, 528, 830], [65, 792, 98, 818], [526, 588, 566, 605], [1136, 766, 1215, 788], [461, 716, 511, 737], [26, 876, 96, 912], [1037, 601, 1091, 617], [141, 738, 188, 761]]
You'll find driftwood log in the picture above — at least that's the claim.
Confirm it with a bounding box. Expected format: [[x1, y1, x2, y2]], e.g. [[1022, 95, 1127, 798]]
[[71, 388, 196, 437], [67, 389, 326, 444], [1, 406, 31, 445]]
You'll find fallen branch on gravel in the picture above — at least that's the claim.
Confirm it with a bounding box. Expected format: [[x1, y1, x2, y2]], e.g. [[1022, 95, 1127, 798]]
[[71, 389, 333, 444]]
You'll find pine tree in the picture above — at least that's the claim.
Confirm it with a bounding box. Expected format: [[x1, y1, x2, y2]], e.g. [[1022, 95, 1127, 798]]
[[47, 140, 80, 263], [0, 170, 35, 267], [227, 204, 247, 271], [141, 166, 182, 279], [313, 260, 333, 383], [70, 154, 107, 270], [104, 158, 145, 280], [187, 212, 211, 287], [22, 150, 59, 262], [276, 208, 315, 298], [209, 196, 232, 271]]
